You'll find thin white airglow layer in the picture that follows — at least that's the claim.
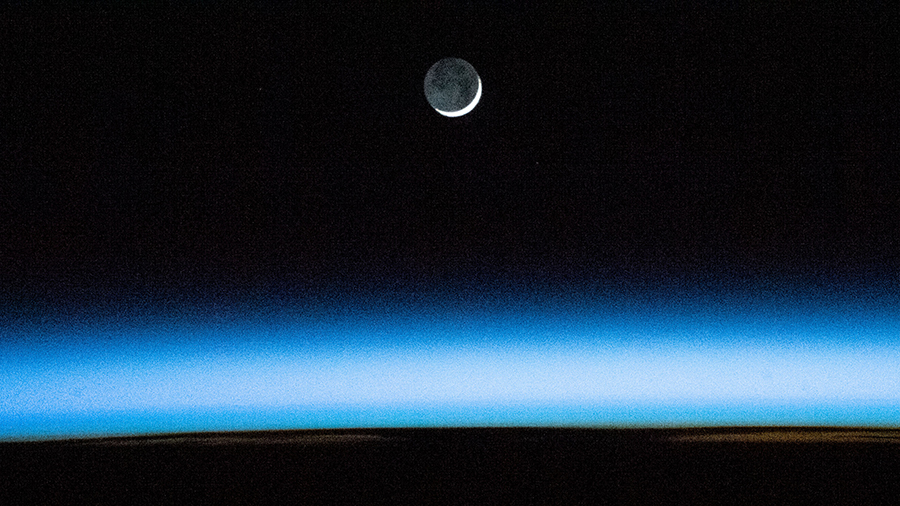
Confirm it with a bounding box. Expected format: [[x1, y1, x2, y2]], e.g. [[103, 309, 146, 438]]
[[3, 336, 899, 414]]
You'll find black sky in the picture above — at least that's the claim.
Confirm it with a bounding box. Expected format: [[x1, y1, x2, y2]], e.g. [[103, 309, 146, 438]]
[[2, 3, 898, 313]]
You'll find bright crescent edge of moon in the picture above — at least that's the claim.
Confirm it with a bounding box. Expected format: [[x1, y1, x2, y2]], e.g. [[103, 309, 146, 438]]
[[434, 77, 482, 117]]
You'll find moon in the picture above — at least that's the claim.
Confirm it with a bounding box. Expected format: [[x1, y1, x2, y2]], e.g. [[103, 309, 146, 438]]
[[424, 58, 482, 117]]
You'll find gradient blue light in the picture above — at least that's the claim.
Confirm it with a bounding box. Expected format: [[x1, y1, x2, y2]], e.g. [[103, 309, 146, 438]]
[[2, 292, 899, 440]]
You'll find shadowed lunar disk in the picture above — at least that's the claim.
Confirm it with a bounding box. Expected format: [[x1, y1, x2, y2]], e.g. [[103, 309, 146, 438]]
[[424, 58, 481, 117]]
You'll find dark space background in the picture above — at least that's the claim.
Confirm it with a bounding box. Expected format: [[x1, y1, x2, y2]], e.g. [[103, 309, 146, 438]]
[[2, 3, 899, 502], [3, 2, 897, 319]]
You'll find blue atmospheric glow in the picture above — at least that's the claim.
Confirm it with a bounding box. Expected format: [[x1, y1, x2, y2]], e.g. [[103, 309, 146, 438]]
[[2, 291, 899, 440]]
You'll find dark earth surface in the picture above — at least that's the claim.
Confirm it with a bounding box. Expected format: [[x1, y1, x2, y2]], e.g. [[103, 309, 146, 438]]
[[3, 428, 899, 504]]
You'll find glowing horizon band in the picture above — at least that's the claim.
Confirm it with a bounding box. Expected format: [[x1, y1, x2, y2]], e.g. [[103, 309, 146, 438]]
[[3, 296, 900, 440]]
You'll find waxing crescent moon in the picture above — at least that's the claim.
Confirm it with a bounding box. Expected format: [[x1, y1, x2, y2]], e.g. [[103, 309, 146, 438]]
[[424, 58, 482, 118], [436, 77, 481, 117]]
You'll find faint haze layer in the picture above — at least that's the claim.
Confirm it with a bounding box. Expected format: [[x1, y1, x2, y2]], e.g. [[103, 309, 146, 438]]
[[2, 274, 899, 440]]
